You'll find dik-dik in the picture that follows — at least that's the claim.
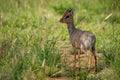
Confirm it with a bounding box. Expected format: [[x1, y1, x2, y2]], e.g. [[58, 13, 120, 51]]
[[60, 9, 97, 73]]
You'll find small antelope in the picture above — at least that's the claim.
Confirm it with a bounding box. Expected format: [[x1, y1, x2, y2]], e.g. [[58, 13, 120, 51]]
[[60, 9, 97, 73]]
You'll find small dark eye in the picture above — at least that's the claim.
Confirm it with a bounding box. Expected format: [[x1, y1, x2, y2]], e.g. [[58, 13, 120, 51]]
[[65, 16, 69, 19]]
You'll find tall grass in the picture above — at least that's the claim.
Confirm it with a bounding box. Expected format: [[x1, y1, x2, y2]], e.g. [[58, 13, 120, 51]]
[[0, 0, 120, 80]]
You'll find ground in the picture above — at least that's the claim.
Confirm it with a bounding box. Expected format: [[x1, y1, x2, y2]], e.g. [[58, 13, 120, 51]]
[[46, 47, 103, 80]]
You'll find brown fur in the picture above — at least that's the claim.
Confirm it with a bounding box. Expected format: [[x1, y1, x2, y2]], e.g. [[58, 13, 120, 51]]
[[60, 9, 97, 73]]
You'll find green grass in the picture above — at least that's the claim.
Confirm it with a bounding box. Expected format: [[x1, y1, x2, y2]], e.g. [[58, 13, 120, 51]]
[[0, 0, 120, 80]]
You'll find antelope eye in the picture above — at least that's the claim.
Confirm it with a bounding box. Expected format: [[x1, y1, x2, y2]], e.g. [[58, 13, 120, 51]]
[[65, 16, 69, 19]]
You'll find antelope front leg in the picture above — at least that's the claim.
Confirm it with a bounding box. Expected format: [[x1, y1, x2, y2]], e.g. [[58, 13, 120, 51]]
[[73, 48, 76, 68], [78, 49, 81, 70]]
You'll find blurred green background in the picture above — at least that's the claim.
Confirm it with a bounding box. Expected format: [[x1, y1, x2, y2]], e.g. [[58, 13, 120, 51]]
[[0, 0, 120, 80]]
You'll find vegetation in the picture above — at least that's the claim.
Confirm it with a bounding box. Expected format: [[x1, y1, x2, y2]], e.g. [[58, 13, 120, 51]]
[[0, 0, 120, 80]]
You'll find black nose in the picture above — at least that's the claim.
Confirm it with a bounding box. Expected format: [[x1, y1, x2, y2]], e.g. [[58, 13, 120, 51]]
[[60, 19, 63, 22]]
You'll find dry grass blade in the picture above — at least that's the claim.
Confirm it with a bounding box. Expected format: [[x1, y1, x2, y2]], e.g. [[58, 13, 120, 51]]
[[105, 13, 112, 20]]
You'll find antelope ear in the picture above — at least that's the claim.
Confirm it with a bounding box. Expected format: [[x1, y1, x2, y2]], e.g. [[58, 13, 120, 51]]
[[70, 9, 75, 15]]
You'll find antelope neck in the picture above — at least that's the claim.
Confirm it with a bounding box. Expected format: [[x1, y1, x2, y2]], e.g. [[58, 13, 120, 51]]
[[67, 22, 76, 35]]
